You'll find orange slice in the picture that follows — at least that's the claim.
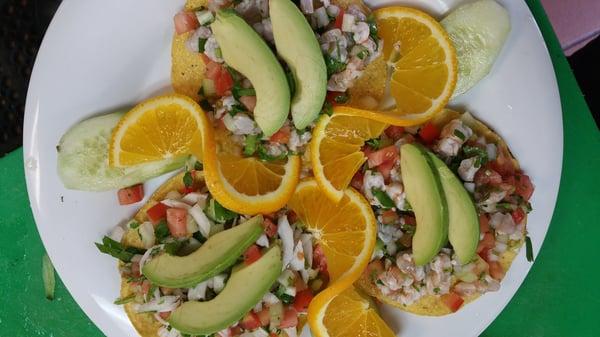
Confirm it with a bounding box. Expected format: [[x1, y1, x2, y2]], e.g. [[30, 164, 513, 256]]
[[308, 287, 396, 337], [287, 179, 376, 293], [310, 108, 387, 203], [203, 127, 301, 215], [109, 94, 210, 167], [347, 6, 457, 126]]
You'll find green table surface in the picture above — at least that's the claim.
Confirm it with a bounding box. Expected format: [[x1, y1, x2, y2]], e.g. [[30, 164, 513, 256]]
[[1, 1, 599, 336]]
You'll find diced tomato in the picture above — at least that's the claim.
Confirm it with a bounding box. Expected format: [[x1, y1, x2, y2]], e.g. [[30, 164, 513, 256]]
[[230, 326, 243, 336], [215, 68, 234, 96], [377, 160, 396, 182], [257, 307, 271, 327], [131, 261, 141, 278], [205, 61, 222, 80], [514, 173, 534, 201], [489, 150, 515, 177], [146, 202, 168, 224], [141, 280, 151, 295], [479, 213, 490, 233], [418, 122, 440, 144], [325, 91, 347, 104], [381, 210, 399, 224], [166, 208, 188, 237], [158, 311, 171, 320], [351, 171, 364, 191], [243, 245, 262, 266], [476, 232, 495, 254], [366, 145, 398, 168], [199, 53, 211, 65], [270, 126, 291, 144], [313, 244, 328, 273], [512, 207, 526, 225], [240, 311, 262, 330], [117, 185, 144, 205], [263, 218, 278, 238], [403, 216, 416, 226], [333, 9, 344, 30], [173, 11, 199, 35], [488, 261, 505, 280], [293, 289, 314, 313], [239, 95, 257, 112], [179, 186, 195, 195], [441, 292, 464, 312], [279, 307, 299, 328], [384, 125, 405, 140], [287, 210, 298, 225], [474, 167, 503, 186], [364, 260, 384, 280]]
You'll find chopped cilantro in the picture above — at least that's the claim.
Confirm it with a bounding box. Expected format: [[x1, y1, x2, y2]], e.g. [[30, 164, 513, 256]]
[[376, 279, 384, 286], [164, 241, 184, 255], [243, 134, 260, 156], [366, 14, 380, 48], [229, 104, 246, 116], [321, 101, 333, 116], [333, 93, 350, 104], [275, 286, 295, 304], [183, 171, 193, 187], [154, 220, 170, 243], [113, 295, 135, 305], [454, 129, 466, 140], [232, 83, 256, 99], [193, 231, 207, 243], [194, 161, 203, 171], [357, 49, 369, 60], [365, 138, 381, 150], [198, 38, 207, 53], [496, 202, 515, 212], [372, 188, 395, 209], [286, 70, 296, 97], [208, 199, 238, 223], [433, 287, 440, 294], [129, 221, 140, 229], [324, 54, 346, 78], [257, 144, 288, 162], [199, 99, 212, 111], [525, 236, 534, 262], [95, 236, 145, 262]]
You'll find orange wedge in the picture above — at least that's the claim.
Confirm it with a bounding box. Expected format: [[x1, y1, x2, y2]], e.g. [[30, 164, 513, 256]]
[[310, 108, 387, 203], [287, 179, 376, 293], [346, 6, 457, 126], [109, 94, 210, 167], [203, 127, 301, 215], [308, 287, 396, 337]]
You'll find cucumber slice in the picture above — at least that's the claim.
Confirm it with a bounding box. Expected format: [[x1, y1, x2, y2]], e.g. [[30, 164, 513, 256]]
[[442, 0, 511, 97], [57, 111, 187, 191]]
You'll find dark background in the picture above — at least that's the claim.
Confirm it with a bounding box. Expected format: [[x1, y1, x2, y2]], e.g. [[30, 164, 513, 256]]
[[0, 0, 598, 157]]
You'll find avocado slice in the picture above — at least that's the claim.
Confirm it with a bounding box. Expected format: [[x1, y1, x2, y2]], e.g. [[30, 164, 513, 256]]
[[270, 0, 327, 130], [142, 215, 264, 288], [169, 245, 283, 335], [211, 10, 290, 136], [400, 144, 448, 266], [427, 153, 479, 264]]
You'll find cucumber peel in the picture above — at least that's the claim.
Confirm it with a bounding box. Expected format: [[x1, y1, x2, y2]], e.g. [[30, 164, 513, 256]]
[[442, 0, 511, 97], [57, 111, 187, 191]]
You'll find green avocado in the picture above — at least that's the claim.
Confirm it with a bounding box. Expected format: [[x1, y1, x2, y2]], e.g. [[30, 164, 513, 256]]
[[142, 215, 264, 288], [169, 245, 283, 335], [427, 153, 479, 264], [270, 0, 327, 130], [400, 144, 448, 266], [211, 10, 290, 136]]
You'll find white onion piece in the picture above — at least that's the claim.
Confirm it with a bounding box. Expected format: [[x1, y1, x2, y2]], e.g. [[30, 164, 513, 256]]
[[189, 203, 211, 238], [161, 199, 191, 210], [341, 14, 355, 32], [134, 295, 180, 313], [277, 215, 294, 269], [138, 222, 156, 249]]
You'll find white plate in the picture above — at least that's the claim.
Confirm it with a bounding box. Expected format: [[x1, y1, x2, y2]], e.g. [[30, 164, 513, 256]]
[[23, 0, 562, 336]]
